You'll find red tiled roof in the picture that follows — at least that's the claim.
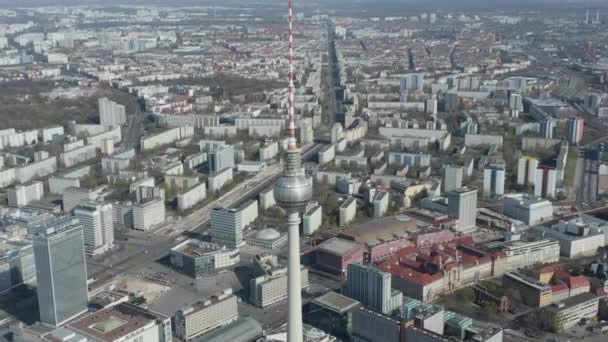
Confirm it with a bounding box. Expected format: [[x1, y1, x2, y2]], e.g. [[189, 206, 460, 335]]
[[376, 236, 492, 286], [567, 275, 590, 289], [551, 284, 569, 293]]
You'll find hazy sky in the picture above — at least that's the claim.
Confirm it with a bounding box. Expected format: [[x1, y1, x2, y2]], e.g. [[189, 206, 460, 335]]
[[0, 0, 607, 10]]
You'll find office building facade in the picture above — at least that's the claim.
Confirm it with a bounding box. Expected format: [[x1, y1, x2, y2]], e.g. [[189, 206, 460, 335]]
[[208, 145, 235, 173], [447, 188, 477, 232], [210, 207, 244, 249], [33, 217, 88, 327], [170, 240, 239, 278], [175, 289, 238, 341], [347, 263, 402, 314], [502, 193, 553, 225]]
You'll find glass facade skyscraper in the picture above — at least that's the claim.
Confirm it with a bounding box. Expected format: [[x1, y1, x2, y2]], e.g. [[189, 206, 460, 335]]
[[33, 217, 88, 327]]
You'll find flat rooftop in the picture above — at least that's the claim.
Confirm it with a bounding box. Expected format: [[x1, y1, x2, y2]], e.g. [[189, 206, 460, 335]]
[[339, 214, 427, 244], [172, 240, 226, 258], [69, 303, 167, 341], [192, 316, 263, 342], [317, 237, 363, 257], [180, 291, 234, 314], [504, 272, 551, 291], [312, 292, 360, 314], [553, 292, 598, 309]]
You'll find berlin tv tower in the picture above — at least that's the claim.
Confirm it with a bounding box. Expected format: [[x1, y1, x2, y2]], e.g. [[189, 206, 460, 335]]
[[273, 1, 312, 341]]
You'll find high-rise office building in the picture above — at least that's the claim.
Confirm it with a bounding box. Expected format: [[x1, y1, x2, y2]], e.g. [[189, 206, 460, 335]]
[[210, 207, 244, 249], [8, 181, 44, 207], [534, 166, 557, 199], [567, 117, 584, 145], [208, 145, 235, 173], [447, 188, 477, 232], [210, 202, 258, 248], [74, 202, 114, 256], [517, 157, 539, 186], [33, 217, 88, 327], [483, 164, 505, 197], [443, 165, 463, 193], [347, 263, 401, 314]]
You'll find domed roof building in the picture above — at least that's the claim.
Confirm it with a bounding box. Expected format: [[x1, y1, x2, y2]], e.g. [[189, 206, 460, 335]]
[[247, 227, 287, 250]]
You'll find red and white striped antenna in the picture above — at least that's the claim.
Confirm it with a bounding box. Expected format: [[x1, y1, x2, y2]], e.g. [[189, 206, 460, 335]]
[[287, 0, 297, 151]]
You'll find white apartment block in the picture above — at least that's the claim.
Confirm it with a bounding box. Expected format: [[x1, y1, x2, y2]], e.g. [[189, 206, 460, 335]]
[[318, 144, 336, 166], [98, 97, 127, 128], [208, 167, 233, 193], [60, 144, 97, 168], [49, 176, 80, 195], [86, 125, 122, 149], [63, 186, 102, 213], [259, 142, 279, 161], [0, 128, 38, 150], [373, 191, 389, 218], [101, 149, 136, 174], [74, 202, 114, 256], [534, 167, 557, 198], [132, 198, 166, 231], [140, 126, 194, 150], [63, 139, 84, 152], [174, 290, 238, 341], [0, 157, 58, 188], [235, 118, 286, 130], [303, 205, 322, 236], [339, 197, 357, 227], [240, 200, 259, 228], [7, 181, 44, 207], [177, 183, 207, 211], [517, 157, 538, 186], [259, 187, 276, 210], [41, 126, 64, 143], [464, 134, 503, 147], [483, 164, 505, 197]]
